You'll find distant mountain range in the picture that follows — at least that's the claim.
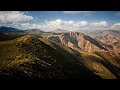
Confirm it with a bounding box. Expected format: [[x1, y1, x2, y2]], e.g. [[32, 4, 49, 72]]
[[25, 29, 44, 33], [82, 30, 120, 35], [0, 26, 24, 33], [0, 26, 44, 33]]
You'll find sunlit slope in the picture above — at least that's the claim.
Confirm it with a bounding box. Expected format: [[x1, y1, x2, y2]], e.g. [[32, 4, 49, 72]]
[[0, 35, 101, 79]]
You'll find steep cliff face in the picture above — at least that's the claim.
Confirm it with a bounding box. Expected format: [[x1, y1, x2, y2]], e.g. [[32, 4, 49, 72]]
[[48, 32, 107, 53]]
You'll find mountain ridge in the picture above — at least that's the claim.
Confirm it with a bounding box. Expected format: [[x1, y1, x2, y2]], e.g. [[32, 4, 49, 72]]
[[0, 27, 120, 79], [48, 32, 108, 53], [0, 34, 103, 79]]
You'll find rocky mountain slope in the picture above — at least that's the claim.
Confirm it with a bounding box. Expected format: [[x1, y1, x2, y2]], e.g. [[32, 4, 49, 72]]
[[48, 32, 108, 53], [84, 30, 120, 56], [0, 29, 120, 79]]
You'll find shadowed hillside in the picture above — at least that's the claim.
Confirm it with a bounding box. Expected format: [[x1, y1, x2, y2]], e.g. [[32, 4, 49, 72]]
[[0, 34, 101, 79]]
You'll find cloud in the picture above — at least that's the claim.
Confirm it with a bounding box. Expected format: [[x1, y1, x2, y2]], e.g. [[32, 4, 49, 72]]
[[63, 11, 92, 14], [40, 19, 89, 31], [77, 21, 88, 26], [110, 23, 120, 30], [5, 19, 88, 31], [1, 18, 120, 31], [90, 21, 108, 27], [0, 11, 34, 23], [89, 21, 109, 30]]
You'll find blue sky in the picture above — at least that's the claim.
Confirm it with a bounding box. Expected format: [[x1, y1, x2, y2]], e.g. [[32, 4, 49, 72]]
[[26, 11, 120, 24], [0, 11, 120, 31]]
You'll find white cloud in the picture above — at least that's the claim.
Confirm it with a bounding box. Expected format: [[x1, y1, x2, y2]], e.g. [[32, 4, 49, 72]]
[[90, 21, 108, 27], [110, 23, 120, 30], [40, 19, 89, 31], [0, 11, 34, 23], [77, 21, 88, 26], [88, 21, 109, 30], [1, 18, 120, 31], [63, 11, 92, 14], [5, 19, 88, 31]]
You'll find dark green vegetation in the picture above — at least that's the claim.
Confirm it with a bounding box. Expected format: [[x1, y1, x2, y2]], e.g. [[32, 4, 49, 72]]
[[0, 34, 101, 79]]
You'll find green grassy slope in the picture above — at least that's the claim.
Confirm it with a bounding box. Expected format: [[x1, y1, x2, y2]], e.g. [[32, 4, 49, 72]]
[[0, 34, 101, 79]]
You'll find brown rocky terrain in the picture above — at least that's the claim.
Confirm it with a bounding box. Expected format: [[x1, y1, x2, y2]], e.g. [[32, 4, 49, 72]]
[[84, 30, 120, 57], [48, 32, 108, 53]]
